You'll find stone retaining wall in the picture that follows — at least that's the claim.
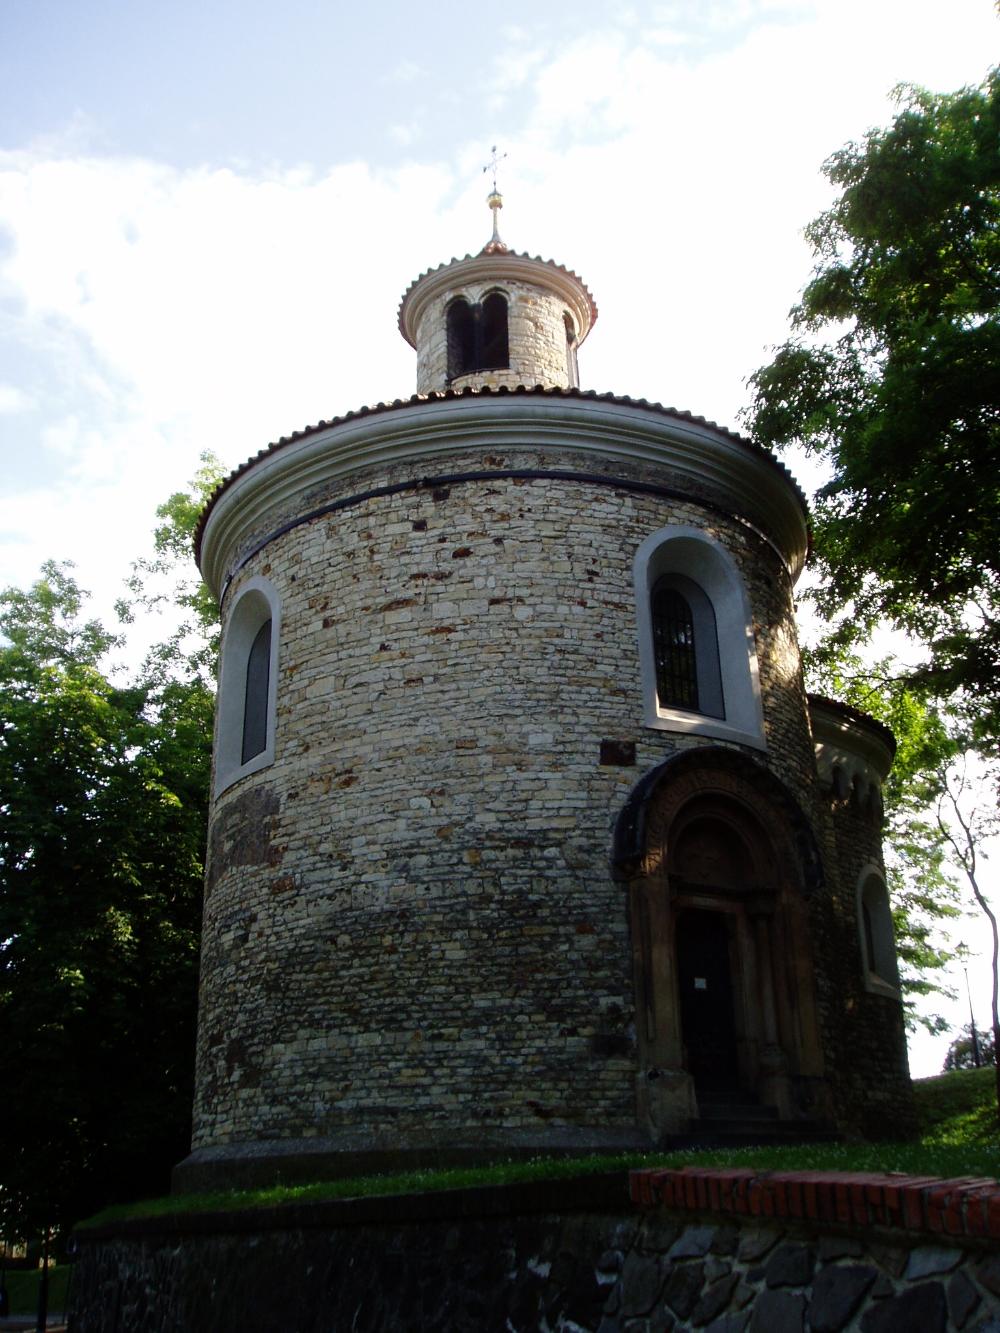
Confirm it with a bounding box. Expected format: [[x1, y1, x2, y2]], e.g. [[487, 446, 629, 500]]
[[69, 1169, 1000, 1332]]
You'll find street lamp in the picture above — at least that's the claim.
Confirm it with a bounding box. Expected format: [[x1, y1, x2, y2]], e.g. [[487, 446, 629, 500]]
[[957, 942, 982, 1069]]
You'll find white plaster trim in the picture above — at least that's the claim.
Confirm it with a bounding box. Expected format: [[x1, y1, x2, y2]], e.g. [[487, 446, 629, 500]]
[[633, 525, 767, 751], [215, 576, 281, 797], [199, 396, 809, 601]]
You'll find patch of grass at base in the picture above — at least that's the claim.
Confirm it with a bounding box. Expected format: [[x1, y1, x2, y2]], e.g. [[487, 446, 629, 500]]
[[80, 1137, 1000, 1231], [913, 1066, 999, 1146]]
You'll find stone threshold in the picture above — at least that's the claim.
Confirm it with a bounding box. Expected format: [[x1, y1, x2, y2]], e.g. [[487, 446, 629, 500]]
[[630, 1167, 1000, 1243]]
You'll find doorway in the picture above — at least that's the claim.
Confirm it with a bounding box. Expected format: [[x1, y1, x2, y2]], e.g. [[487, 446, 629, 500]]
[[676, 909, 740, 1095]]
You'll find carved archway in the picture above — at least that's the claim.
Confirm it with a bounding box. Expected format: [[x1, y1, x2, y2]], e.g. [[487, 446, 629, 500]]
[[614, 749, 829, 1139]]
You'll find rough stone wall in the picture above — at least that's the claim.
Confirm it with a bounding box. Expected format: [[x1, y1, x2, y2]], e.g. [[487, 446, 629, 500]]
[[69, 1173, 1000, 1332], [195, 447, 821, 1153], [414, 277, 576, 392], [817, 792, 915, 1139]]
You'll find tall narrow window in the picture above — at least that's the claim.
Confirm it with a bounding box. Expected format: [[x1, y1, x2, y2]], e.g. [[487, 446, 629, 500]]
[[862, 902, 877, 976], [565, 313, 579, 387], [241, 619, 272, 764], [447, 298, 475, 381], [216, 577, 281, 796], [858, 871, 899, 995], [652, 582, 699, 711], [480, 292, 509, 370]]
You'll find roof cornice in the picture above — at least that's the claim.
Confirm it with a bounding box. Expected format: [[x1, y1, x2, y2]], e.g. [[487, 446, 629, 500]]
[[196, 387, 810, 601], [398, 251, 597, 348], [808, 694, 897, 782]]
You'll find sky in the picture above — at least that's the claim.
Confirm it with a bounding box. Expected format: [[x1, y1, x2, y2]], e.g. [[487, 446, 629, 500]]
[[1, 0, 997, 1075]]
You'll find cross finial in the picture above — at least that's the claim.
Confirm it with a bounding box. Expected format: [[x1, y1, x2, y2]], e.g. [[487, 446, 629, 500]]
[[481, 145, 509, 254], [483, 144, 507, 195]]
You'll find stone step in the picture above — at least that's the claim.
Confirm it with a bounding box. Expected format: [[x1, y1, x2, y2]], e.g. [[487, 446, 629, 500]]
[[669, 1119, 840, 1149], [697, 1100, 779, 1122]]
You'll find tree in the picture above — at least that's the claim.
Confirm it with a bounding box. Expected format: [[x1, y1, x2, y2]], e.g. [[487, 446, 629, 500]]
[[746, 68, 1000, 748], [944, 1022, 996, 1071], [0, 562, 211, 1237], [118, 450, 225, 687], [934, 759, 1000, 1123]]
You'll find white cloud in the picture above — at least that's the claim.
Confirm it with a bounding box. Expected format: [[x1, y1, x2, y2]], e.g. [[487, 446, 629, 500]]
[[0, 384, 33, 414]]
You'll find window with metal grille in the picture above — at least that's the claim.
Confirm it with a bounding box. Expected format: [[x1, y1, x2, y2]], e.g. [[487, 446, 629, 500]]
[[652, 582, 700, 711]]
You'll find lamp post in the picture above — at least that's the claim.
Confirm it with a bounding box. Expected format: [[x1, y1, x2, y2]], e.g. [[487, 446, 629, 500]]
[[958, 942, 982, 1069]]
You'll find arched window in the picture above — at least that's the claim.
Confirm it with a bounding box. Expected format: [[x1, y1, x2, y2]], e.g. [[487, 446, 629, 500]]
[[480, 291, 509, 370], [445, 292, 509, 381], [651, 574, 723, 718], [241, 619, 272, 764], [216, 576, 281, 796], [857, 868, 900, 997], [633, 526, 765, 749], [446, 298, 475, 381], [564, 312, 579, 387]]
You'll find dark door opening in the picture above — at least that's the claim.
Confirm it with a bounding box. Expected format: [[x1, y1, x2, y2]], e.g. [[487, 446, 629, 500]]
[[677, 909, 740, 1095]]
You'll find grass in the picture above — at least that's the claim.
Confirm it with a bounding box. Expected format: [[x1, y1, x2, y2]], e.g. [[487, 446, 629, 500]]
[[77, 1069, 1000, 1232], [3, 1264, 71, 1316], [913, 1065, 999, 1147]]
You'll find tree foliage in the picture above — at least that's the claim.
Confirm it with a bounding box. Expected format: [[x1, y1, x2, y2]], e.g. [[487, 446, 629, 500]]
[[118, 450, 225, 687], [747, 69, 1000, 747], [0, 558, 212, 1237], [944, 1022, 996, 1072]]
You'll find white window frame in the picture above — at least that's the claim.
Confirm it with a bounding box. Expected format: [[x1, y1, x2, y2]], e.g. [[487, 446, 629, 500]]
[[634, 525, 766, 750], [857, 865, 901, 998], [215, 576, 281, 797]]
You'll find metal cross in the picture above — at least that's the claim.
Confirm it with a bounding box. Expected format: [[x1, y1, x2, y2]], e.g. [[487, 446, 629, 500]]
[[483, 145, 508, 194]]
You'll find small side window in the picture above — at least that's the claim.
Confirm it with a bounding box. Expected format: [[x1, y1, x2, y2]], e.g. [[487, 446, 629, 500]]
[[564, 312, 579, 388], [858, 869, 900, 997]]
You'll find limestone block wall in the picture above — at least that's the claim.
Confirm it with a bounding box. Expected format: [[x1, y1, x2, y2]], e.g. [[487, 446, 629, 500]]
[[193, 435, 848, 1158]]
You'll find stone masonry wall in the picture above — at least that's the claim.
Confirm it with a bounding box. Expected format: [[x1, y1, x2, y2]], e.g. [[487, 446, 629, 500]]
[[817, 792, 914, 1139], [195, 446, 823, 1154], [69, 1170, 1000, 1332]]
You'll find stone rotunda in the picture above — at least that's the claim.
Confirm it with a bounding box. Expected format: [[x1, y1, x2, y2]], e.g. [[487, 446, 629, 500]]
[[175, 195, 913, 1191]]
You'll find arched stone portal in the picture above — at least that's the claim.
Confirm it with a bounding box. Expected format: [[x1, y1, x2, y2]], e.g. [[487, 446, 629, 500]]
[[613, 749, 832, 1140]]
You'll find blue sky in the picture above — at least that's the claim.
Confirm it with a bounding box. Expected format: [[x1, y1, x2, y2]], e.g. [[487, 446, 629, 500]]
[[1, 1, 795, 170], [0, 0, 997, 1071]]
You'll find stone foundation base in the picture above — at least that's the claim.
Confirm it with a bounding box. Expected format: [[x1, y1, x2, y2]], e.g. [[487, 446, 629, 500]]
[[71, 1169, 1000, 1332]]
